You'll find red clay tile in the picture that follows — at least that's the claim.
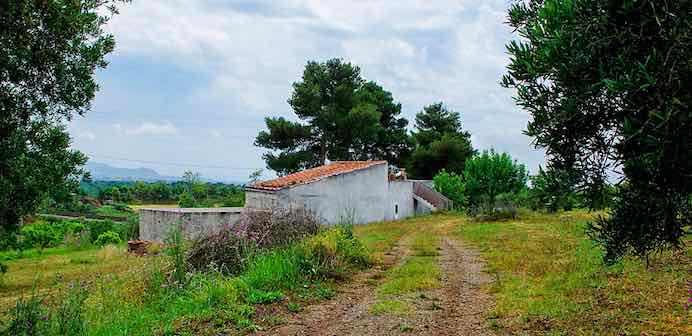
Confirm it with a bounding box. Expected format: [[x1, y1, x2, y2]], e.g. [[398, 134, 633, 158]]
[[248, 161, 387, 191]]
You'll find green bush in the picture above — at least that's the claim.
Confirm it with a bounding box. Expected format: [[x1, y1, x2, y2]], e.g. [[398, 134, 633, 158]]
[[178, 192, 196, 208], [94, 231, 121, 246], [463, 149, 528, 216], [433, 169, 466, 209]]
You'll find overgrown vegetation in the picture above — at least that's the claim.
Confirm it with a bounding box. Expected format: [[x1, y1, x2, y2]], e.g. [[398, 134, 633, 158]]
[[187, 208, 321, 274], [0, 209, 370, 334]]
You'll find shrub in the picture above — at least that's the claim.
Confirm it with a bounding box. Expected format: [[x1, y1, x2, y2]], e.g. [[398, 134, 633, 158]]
[[187, 207, 321, 275], [298, 226, 371, 279], [94, 231, 121, 246], [19, 224, 58, 250], [87, 220, 116, 243], [493, 192, 519, 219], [433, 169, 466, 209], [240, 207, 321, 247], [187, 231, 250, 275], [178, 192, 196, 208]]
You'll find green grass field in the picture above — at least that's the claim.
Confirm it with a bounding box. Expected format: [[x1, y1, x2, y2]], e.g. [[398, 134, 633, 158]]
[[1, 211, 689, 335], [454, 210, 692, 335]]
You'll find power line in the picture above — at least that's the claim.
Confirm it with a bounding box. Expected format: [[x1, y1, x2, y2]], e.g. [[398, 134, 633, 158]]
[[86, 153, 263, 170]]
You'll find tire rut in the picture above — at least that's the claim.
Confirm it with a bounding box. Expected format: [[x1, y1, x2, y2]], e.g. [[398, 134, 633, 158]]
[[256, 231, 496, 335], [256, 236, 413, 336]]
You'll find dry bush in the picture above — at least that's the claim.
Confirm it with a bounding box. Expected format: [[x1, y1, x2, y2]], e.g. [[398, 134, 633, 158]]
[[187, 207, 321, 275]]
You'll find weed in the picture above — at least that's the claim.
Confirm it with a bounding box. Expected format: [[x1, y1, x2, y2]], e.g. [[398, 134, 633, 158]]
[[5, 289, 48, 335], [398, 322, 414, 332], [245, 289, 285, 304], [371, 300, 411, 316], [286, 302, 301, 313], [164, 225, 188, 289]]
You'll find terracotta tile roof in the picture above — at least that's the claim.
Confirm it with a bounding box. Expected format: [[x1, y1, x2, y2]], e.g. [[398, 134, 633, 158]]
[[248, 160, 387, 191]]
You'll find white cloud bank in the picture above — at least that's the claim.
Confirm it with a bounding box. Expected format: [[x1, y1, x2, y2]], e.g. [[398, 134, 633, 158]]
[[123, 122, 178, 136], [76, 0, 546, 180]]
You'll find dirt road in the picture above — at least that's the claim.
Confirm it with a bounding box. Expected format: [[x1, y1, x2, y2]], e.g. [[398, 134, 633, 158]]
[[259, 219, 495, 336]]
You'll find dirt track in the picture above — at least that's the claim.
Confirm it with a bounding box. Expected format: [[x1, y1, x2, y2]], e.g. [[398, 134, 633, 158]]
[[258, 226, 495, 336]]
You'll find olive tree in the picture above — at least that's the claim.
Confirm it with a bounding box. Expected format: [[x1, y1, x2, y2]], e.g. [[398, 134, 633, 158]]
[[502, 0, 692, 262]]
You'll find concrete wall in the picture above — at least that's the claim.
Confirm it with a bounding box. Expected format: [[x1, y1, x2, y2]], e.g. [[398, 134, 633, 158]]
[[386, 180, 414, 221], [139, 207, 243, 242], [244, 189, 279, 209], [280, 163, 390, 225]]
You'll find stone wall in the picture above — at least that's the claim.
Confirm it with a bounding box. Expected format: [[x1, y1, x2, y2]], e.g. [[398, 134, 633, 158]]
[[139, 207, 243, 242]]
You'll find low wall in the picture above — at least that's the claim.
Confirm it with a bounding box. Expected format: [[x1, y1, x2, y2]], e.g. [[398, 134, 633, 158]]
[[139, 207, 243, 242]]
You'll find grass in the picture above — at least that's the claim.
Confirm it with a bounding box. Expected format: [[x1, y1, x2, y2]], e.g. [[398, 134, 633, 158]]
[[454, 210, 692, 335], [0, 244, 141, 313], [377, 231, 441, 295], [371, 300, 411, 315], [0, 226, 370, 335], [92, 205, 133, 218]]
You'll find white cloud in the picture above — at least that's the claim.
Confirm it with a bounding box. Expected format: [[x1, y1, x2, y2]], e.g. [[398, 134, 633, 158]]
[[124, 122, 178, 136], [83, 0, 547, 179]]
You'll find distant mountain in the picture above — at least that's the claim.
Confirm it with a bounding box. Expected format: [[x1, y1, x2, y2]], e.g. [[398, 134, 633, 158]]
[[85, 162, 178, 182]]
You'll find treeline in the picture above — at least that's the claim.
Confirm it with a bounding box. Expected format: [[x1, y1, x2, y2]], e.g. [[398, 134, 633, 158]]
[[80, 180, 245, 206], [76, 179, 245, 208]]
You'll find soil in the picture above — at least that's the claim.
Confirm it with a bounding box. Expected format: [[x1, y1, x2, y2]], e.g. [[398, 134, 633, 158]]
[[256, 233, 496, 336]]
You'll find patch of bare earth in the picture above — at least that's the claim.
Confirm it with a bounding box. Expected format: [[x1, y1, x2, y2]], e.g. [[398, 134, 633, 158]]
[[258, 234, 496, 336]]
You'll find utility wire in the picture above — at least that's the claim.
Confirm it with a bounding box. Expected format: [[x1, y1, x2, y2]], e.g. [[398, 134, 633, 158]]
[[86, 153, 263, 170]]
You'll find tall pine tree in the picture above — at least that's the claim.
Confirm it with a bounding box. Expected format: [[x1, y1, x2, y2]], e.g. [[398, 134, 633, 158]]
[[409, 102, 474, 179], [255, 59, 412, 175]]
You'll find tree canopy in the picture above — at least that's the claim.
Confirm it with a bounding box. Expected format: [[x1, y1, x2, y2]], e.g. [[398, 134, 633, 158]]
[[502, 0, 692, 262], [462, 150, 528, 214], [0, 0, 128, 243], [409, 102, 474, 179], [255, 59, 412, 175]]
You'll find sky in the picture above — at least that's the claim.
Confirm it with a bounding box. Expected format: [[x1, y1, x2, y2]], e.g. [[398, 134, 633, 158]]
[[68, 0, 545, 183]]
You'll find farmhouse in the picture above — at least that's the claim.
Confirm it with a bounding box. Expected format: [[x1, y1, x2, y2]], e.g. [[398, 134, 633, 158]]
[[139, 161, 450, 241]]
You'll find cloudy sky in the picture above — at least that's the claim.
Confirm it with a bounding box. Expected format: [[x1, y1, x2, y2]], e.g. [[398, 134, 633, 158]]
[[68, 0, 545, 182]]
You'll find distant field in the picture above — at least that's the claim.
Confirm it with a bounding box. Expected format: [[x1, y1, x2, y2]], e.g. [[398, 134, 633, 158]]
[[128, 203, 179, 210]]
